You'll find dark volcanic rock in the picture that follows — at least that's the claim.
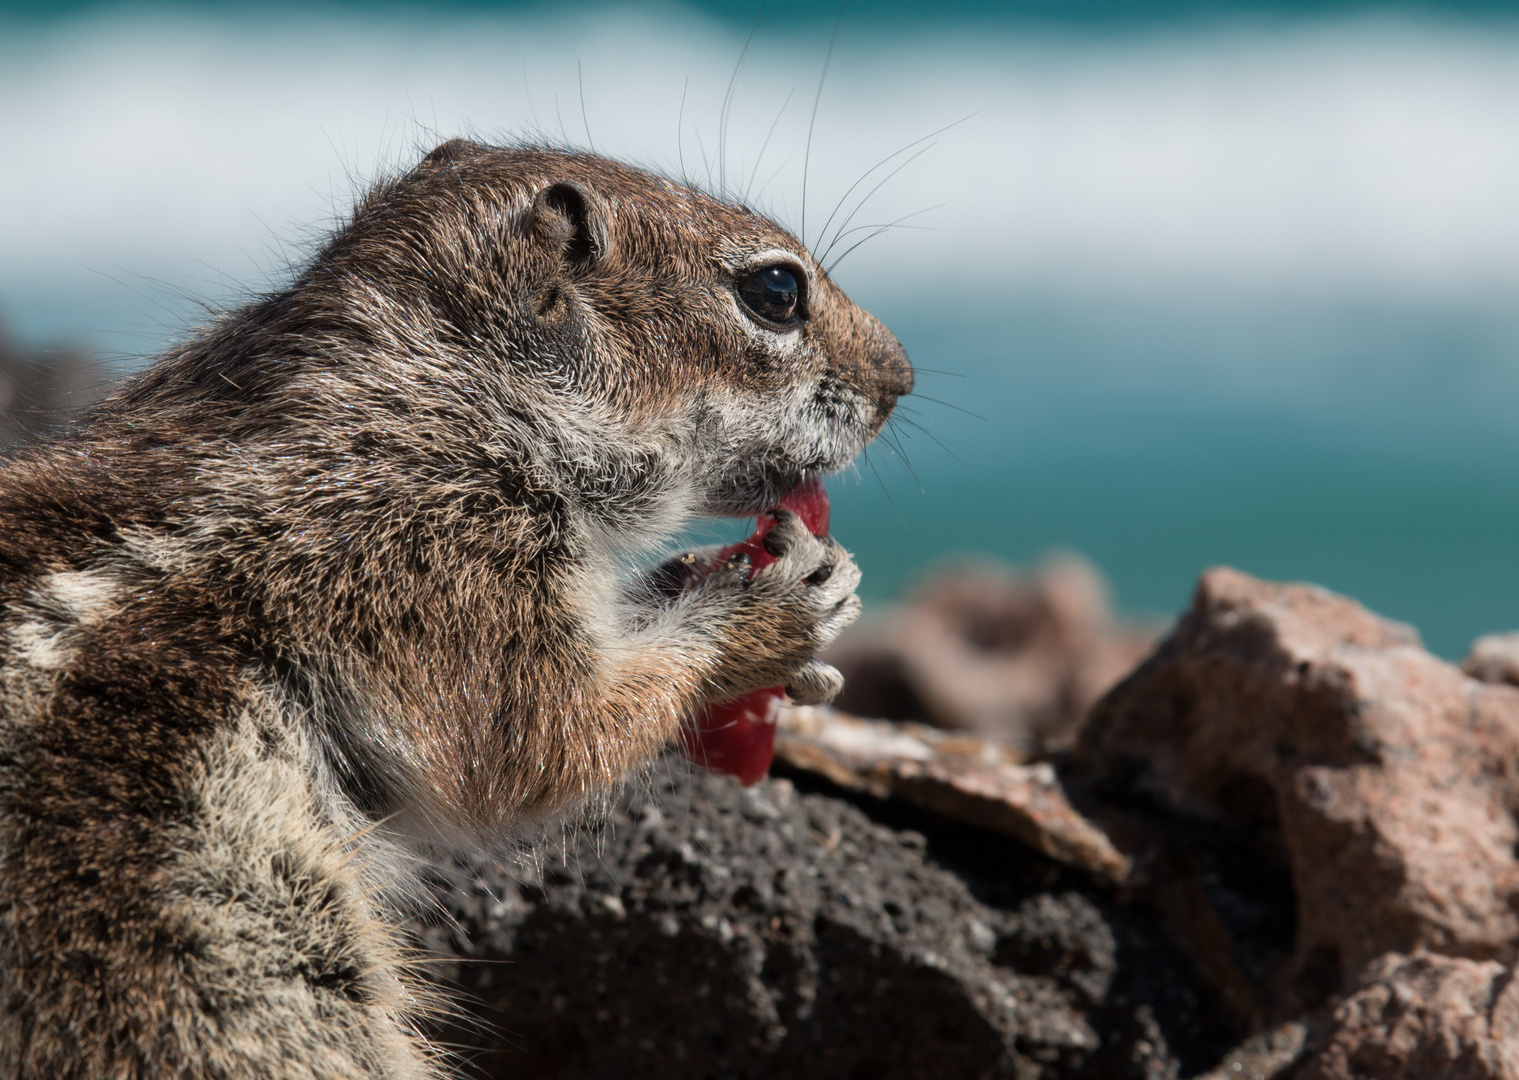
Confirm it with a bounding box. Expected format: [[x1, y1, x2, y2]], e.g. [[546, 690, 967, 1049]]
[[422, 757, 1233, 1079]]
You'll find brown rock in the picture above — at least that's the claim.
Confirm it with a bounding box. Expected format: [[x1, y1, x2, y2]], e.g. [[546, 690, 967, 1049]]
[[1299, 952, 1519, 1080], [1077, 568, 1519, 1010], [826, 555, 1158, 753], [774, 706, 1132, 883], [1464, 633, 1519, 688], [1195, 1021, 1309, 1080]]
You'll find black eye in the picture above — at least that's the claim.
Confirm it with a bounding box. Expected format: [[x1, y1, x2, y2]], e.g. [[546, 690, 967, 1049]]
[[737, 266, 802, 326]]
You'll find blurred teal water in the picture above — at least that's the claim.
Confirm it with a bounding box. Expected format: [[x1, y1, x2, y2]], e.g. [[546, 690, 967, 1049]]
[[19, 283, 1516, 659], [9, 242, 1516, 662], [25, 285, 1514, 658], [822, 293, 1519, 658]]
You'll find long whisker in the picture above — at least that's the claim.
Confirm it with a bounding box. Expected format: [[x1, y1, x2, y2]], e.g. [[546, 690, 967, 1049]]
[[862, 448, 908, 528], [878, 420, 911, 463], [677, 77, 689, 185], [692, 125, 714, 190], [822, 203, 940, 251], [824, 222, 933, 248], [907, 393, 987, 421], [819, 144, 940, 265], [720, 8, 764, 195], [801, 7, 842, 248], [742, 86, 795, 206], [825, 206, 945, 275], [521, 60, 542, 130], [553, 96, 569, 145], [894, 414, 965, 464], [577, 59, 595, 153], [878, 424, 923, 492], [817, 109, 981, 261], [752, 155, 794, 204]]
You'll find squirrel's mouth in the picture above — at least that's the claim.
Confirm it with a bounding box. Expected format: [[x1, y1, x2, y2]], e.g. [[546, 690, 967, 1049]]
[[705, 467, 817, 519]]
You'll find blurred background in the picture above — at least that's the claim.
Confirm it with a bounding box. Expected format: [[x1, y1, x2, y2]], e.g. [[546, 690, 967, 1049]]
[[2, 0, 1516, 656]]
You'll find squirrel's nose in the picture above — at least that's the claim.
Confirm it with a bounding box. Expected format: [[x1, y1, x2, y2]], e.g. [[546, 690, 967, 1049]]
[[880, 335, 914, 400], [864, 324, 913, 404]]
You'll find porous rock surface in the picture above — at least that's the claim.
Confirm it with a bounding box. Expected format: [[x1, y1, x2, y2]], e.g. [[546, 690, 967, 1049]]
[[1077, 567, 1519, 1076], [421, 757, 1230, 1080], [1302, 952, 1519, 1080]]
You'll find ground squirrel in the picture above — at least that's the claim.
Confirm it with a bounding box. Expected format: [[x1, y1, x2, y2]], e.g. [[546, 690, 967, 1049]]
[[0, 139, 912, 1078]]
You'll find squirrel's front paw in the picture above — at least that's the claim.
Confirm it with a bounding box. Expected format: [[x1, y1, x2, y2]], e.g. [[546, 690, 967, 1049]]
[[702, 509, 862, 697], [784, 658, 847, 706], [755, 508, 863, 649]]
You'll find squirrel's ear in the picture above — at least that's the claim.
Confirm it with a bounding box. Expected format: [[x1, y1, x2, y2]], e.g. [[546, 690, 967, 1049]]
[[422, 138, 475, 166], [530, 182, 607, 272]]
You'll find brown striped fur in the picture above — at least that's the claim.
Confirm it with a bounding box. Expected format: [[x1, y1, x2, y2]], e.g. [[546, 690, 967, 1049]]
[[0, 140, 911, 1077]]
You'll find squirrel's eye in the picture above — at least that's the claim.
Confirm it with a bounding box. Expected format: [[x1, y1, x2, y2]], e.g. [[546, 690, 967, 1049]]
[[737, 266, 802, 326]]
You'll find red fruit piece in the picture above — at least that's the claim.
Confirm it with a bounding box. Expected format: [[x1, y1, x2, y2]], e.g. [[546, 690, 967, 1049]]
[[678, 687, 784, 788], [709, 473, 830, 577], [679, 475, 830, 786], [772, 472, 831, 534]]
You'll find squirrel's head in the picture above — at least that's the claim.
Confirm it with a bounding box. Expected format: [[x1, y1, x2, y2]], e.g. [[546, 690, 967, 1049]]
[[303, 139, 913, 528], [82, 140, 917, 833]]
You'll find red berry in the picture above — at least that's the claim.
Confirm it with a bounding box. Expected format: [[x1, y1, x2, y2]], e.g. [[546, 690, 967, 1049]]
[[679, 476, 831, 786]]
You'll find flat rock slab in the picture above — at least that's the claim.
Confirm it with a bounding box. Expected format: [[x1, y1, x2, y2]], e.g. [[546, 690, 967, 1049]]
[[775, 705, 1131, 884], [1193, 1022, 1308, 1080], [421, 756, 1233, 1079]]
